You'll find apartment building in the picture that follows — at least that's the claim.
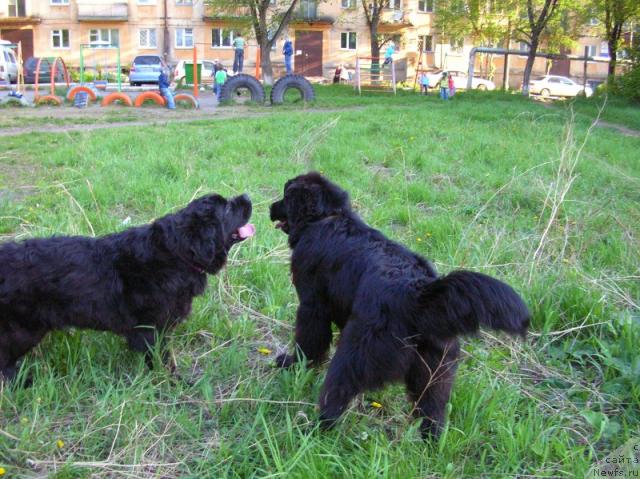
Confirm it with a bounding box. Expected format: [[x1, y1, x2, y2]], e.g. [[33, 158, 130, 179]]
[[0, 0, 613, 82]]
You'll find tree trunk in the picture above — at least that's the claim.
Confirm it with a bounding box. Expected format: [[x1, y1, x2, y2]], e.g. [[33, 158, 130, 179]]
[[521, 36, 540, 96], [607, 39, 617, 79], [370, 24, 381, 81], [261, 42, 274, 86]]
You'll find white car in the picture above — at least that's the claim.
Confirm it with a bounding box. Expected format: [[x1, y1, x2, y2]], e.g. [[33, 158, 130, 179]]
[[174, 60, 216, 86], [529, 75, 593, 98], [0, 40, 19, 84], [424, 70, 495, 91]]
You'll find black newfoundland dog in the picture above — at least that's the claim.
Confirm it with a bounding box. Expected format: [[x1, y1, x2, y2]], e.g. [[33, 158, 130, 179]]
[[270, 172, 530, 437], [0, 193, 255, 383]]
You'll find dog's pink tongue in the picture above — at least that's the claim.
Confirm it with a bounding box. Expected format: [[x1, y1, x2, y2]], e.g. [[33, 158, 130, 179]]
[[237, 223, 256, 239]]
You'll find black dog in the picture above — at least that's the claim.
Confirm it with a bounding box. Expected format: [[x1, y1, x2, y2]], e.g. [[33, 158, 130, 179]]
[[270, 172, 530, 437], [0, 193, 255, 383]]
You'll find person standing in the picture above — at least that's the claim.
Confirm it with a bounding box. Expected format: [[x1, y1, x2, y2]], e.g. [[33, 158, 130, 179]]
[[214, 65, 227, 102], [448, 73, 456, 97], [438, 72, 450, 100], [382, 41, 395, 68], [158, 67, 175, 109], [233, 33, 245, 74], [419, 72, 430, 95], [283, 36, 293, 75]]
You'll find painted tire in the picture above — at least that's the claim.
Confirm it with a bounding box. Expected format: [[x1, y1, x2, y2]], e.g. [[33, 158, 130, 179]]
[[66, 85, 97, 102], [134, 91, 166, 107], [219, 74, 265, 103], [270, 75, 316, 104], [174, 93, 199, 109], [101, 92, 133, 107], [35, 95, 63, 106]]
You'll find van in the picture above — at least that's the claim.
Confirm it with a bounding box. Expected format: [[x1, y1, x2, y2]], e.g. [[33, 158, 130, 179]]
[[0, 40, 19, 84]]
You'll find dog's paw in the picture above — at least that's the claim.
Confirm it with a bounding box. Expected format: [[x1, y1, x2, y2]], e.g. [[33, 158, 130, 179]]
[[274, 353, 296, 369]]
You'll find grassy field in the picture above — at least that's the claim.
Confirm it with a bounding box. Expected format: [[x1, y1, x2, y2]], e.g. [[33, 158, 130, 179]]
[[0, 86, 639, 478]]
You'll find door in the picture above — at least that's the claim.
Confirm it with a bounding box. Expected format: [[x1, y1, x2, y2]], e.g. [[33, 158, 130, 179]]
[[295, 31, 323, 77], [0, 28, 34, 60], [550, 47, 570, 77]]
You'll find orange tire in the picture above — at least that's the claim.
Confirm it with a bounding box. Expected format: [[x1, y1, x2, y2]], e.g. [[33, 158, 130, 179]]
[[134, 91, 166, 107], [35, 95, 63, 106], [101, 92, 133, 107], [174, 93, 199, 109], [66, 85, 97, 102]]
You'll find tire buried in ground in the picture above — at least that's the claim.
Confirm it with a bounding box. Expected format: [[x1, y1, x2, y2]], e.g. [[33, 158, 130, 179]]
[[101, 92, 133, 107], [219, 74, 265, 104], [174, 93, 199, 109], [35, 95, 63, 106], [66, 85, 97, 103], [270, 75, 315, 105], [134, 91, 166, 107]]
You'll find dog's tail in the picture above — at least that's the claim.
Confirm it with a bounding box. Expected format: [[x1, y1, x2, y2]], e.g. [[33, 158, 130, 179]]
[[415, 271, 530, 339]]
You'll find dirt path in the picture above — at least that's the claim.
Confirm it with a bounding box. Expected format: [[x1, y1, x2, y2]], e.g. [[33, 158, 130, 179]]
[[595, 120, 640, 138], [0, 106, 360, 137]]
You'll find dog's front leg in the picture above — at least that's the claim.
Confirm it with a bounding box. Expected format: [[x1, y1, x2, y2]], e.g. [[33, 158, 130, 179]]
[[275, 299, 333, 368]]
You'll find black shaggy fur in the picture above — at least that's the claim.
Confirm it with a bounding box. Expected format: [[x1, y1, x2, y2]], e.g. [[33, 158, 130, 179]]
[[270, 173, 530, 437], [0, 193, 252, 383]]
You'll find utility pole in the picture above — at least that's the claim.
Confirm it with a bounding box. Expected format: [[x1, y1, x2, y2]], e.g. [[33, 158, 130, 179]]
[[163, 0, 170, 62]]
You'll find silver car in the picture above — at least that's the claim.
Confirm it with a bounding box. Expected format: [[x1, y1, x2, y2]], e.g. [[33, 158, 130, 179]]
[[129, 55, 166, 86], [529, 75, 593, 98]]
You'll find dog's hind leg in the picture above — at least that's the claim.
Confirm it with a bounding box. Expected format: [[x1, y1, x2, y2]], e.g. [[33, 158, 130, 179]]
[[275, 298, 334, 368], [126, 327, 159, 369], [0, 325, 47, 385], [405, 339, 460, 439]]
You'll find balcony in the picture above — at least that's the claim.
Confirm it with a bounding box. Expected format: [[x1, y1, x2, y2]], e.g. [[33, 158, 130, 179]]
[[77, 2, 128, 22], [203, 6, 252, 25], [379, 9, 412, 32]]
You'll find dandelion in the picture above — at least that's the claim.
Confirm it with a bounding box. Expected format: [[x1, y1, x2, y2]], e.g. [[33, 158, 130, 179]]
[[426, 232, 432, 237], [416, 238, 422, 242], [371, 401, 383, 409], [0, 466, 6, 476], [257, 347, 272, 355], [56, 440, 64, 449]]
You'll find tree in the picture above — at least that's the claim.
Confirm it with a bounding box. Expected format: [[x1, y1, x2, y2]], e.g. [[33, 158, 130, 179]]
[[360, 0, 395, 76], [515, 0, 562, 95], [205, 0, 300, 85], [594, 0, 640, 78]]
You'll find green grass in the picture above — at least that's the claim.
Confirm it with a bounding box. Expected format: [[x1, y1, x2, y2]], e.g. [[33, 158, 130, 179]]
[[0, 87, 639, 478]]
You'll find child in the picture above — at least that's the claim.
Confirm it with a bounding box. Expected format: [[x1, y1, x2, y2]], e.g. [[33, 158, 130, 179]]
[[438, 72, 449, 100], [158, 67, 175, 109], [420, 72, 430, 95], [214, 66, 227, 102], [382, 41, 395, 68], [448, 73, 456, 97]]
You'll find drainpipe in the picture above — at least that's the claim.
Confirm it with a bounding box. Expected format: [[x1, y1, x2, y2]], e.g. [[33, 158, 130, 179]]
[[163, 0, 170, 62]]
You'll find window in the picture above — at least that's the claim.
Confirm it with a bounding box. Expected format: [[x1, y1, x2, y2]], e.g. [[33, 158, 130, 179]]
[[341, 0, 354, 7], [599, 41, 609, 58], [8, 0, 26, 16], [299, 0, 317, 17], [90, 29, 119, 47], [589, 18, 599, 25], [175, 28, 193, 48], [139, 28, 157, 48], [519, 41, 529, 54], [50, 0, 70, 4], [418, 34, 433, 52], [137, 0, 155, 4], [52, 29, 70, 49], [586, 45, 597, 57], [176, 0, 193, 4], [385, 0, 401, 9], [418, 0, 434, 13], [450, 37, 464, 52], [212, 28, 235, 48], [340, 31, 357, 50]]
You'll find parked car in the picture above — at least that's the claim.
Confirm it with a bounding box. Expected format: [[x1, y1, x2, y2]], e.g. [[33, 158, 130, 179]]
[[529, 75, 593, 97], [174, 60, 216, 85], [424, 69, 496, 91], [0, 40, 19, 84], [23, 57, 66, 84], [129, 55, 166, 86]]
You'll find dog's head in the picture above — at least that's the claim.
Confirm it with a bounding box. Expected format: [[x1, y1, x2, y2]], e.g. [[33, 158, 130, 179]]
[[154, 193, 254, 274], [270, 172, 350, 235]]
